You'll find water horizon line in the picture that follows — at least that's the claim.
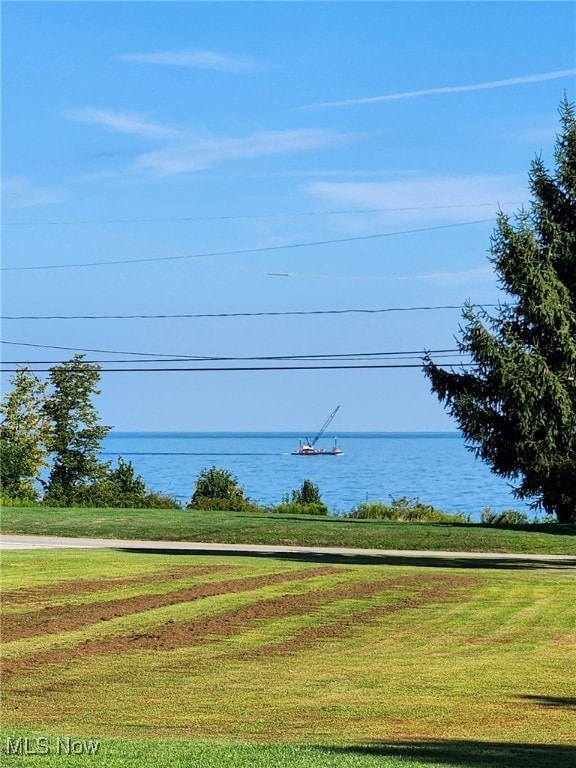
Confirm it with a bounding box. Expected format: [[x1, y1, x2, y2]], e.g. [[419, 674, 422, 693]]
[[107, 430, 461, 438]]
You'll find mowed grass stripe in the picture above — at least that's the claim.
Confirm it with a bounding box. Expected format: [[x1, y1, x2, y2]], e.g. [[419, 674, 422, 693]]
[[1, 569, 241, 616], [0, 548, 244, 591], [1, 565, 382, 661], [229, 576, 483, 660], [1, 550, 334, 603], [70, 571, 470, 655], [200, 592, 431, 657], [2, 574, 478, 727], [2, 566, 341, 642], [1, 570, 473, 680], [2, 557, 343, 614], [1, 564, 239, 609], [401, 576, 576, 651]]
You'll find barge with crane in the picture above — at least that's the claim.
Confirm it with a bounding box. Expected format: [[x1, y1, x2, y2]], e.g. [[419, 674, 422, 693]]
[[292, 406, 343, 455]]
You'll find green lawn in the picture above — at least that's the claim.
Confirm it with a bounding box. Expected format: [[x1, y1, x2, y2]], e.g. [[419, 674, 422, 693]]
[[2, 734, 574, 768], [1, 505, 575, 554], [1, 548, 575, 767]]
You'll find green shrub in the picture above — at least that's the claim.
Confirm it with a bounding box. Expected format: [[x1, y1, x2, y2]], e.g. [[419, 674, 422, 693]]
[[481, 507, 530, 526], [532, 511, 558, 524], [272, 501, 329, 516], [290, 479, 323, 505], [186, 466, 258, 512], [142, 491, 181, 509], [45, 458, 182, 509], [480, 507, 499, 525], [500, 509, 529, 525], [0, 496, 40, 507], [345, 496, 470, 523], [69, 458, 145, 508], [188, 495, 252, 512], [271, 479, 328, 515]]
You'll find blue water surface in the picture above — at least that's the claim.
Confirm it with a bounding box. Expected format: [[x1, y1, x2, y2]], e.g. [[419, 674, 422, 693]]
[[101, 432, 533, 520]]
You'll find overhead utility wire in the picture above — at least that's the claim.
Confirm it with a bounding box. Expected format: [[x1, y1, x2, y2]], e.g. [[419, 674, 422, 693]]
[[1, 219, 494, 272], [3, 201, 525, 227], [1, 339, 462, 360], [1, 303, 498, 321], [2, 353, 465, 365], [0, 362, 474, 374], [2, 356, 465, 367]]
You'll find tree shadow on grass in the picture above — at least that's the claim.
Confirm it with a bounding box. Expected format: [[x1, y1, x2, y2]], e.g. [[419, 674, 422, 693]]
[[313, 739, 576, 768], [118, 547, 576, 570], [476, 523, 576, 537], [519, 695, 576, 709], [252, 516, 576, 536]]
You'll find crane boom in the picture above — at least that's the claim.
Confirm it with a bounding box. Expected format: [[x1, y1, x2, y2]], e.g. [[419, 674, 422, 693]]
[[309, 405, 340, 447]]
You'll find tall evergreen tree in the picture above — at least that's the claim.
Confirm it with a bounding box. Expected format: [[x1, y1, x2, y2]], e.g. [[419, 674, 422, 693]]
[[43, 354, 111, 505], [0, 367, 48, 500], [424, 100, 576, 524]]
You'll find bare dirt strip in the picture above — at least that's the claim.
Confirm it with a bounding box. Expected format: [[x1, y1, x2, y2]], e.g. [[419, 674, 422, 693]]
[[1, 572, 474, 679], [1, 564, 238, 606], [2, 566, 340, 642]]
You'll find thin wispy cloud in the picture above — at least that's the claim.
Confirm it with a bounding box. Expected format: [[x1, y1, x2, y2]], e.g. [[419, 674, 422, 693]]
[[119, 49, 259, 73], [2, 177, 68, 210], [306, 175, 528, 225], [301, 69, 576, 109], [134, 129, 354, 176], [293, 266, 494, 283], [251, 169, 420, 179], [66, 108, 181, 140], [64, 107, 356, 177], [506, 125, 560, 145]]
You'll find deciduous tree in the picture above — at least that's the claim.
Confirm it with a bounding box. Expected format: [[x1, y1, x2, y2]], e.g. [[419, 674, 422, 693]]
[[43, 355, 111, 506], [0, 367, 48, 500]]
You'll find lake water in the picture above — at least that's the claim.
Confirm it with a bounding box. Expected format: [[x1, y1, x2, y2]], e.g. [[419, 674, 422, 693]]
[[101, 432, 532, 520]]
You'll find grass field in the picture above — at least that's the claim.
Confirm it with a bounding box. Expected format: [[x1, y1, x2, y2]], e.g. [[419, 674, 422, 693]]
[[1, 548, 575, 767], [2, 506, 576, 554]]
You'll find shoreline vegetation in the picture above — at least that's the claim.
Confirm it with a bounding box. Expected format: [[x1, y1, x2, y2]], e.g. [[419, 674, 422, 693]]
[[0, 461, 551, 520]]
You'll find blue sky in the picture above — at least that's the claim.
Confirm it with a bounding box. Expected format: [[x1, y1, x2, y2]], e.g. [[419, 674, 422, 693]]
[[2, 1, 575, 432]]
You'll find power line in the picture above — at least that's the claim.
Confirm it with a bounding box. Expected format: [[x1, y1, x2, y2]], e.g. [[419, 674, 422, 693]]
[[2, 353, 465, 365], [0, 303, 498, 321], [0, 362, 473, 373], [2, 201, 525, 227], [1, 339, 463, 360], [1, 219, 494, 272]]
